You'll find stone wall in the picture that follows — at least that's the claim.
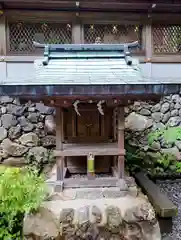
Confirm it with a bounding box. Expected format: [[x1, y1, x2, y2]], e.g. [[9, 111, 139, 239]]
[[125, 94, 181, 157], [0, 96, 56, 167], [0, 94, 180, 167]]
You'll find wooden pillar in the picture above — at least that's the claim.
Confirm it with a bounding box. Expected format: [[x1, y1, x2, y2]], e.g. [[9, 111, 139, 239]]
[[0, 14, 7, 85], [72, 22, 82, 44], [145, 24, 152, 78], [0, 14, 6, 56], [56, 107, 64, 191], [117, 106, 125, 178], [145, 24, 152, 59], [113, 108, 117, 170]]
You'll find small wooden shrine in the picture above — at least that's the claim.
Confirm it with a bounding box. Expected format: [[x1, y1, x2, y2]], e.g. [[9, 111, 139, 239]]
[[34, 41, 143, 191]]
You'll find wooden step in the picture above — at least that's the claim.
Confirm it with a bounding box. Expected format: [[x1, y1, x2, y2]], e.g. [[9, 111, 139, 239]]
[[47, 177, 127, 189]]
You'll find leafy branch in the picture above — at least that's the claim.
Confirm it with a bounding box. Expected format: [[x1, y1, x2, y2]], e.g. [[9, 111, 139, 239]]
[[0, 166, 47, 239]]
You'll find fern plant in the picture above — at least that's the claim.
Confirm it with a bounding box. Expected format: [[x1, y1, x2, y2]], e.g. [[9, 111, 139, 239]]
[[149, 153, 177, 177], [0, 166, 47, 239]]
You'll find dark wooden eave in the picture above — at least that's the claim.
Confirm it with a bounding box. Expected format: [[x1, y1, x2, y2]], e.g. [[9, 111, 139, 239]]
[[1, 0, 181, 13], [1, 84, 181, 100]]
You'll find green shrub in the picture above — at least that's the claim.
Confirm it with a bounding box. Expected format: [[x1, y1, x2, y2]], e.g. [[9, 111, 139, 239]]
[[125, 144, 149, 173], [126, 127, 181, 177], [149, 152, 177, 177], [148, 126, 181, 145], [125, 144, 179, 178], [0, 166, 47, 239]]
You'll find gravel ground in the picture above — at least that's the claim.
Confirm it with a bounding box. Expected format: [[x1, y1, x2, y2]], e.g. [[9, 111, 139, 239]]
[[157, 181, 181, 240]]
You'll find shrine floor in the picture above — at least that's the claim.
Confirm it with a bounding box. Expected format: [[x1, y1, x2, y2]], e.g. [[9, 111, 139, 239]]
[[158, 181, 181, 240]]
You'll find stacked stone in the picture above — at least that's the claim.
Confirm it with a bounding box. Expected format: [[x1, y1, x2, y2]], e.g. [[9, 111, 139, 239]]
[[1, 93, 181, 165], [0, 96, 56, 166], [125, 94, 181, 156]]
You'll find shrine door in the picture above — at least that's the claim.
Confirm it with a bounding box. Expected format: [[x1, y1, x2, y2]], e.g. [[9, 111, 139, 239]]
[[63, 105, 113, 173]]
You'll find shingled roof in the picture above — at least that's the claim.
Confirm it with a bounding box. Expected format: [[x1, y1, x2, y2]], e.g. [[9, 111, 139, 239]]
[[34, 41, 143, 85], [1, 41, 181, 98]]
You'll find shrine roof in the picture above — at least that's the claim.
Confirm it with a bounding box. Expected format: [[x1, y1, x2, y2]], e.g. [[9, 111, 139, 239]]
[[34, 41, 143, 85], [1, 42, 181, 98]]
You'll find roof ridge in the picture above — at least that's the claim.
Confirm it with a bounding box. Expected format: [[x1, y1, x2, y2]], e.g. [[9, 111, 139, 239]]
[[33, 41, 139, 66], [33, 41, 139, 52]]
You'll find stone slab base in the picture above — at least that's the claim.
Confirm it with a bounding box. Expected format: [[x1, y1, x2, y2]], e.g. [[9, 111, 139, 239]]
[[24, 192, 161, 240]]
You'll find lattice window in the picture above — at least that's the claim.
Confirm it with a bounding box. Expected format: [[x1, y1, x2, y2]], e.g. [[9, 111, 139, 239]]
[[153, 25, 181, 54], [7, 22, 72, 54], [84, 24, 143, 51]]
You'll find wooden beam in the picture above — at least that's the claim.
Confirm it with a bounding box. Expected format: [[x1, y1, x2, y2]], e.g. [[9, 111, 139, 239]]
[[113, 108, 117, 141], [0, 14, 6, 55], [113, 108, 117, 171], [6, 55, 181, 64], [54, 143, 125, 157], [3, 1, 181, 12], [71, 110, 76, 138], [81, 12, 181, 24], [72, 22, 82, 44], [144, 24, 152, 77], [4, 55, 146, 63], [117, 106, 125, 178], [4, 9, 181, 24], [66, 166, 110, 174], [4, 10, 148, 24], [151, 55, 181, 63], [51, 177, 119, 189], [80, 12, 148, 24], [5, 10, 75, 22], [55, 107, 64, 184], [145, 24, 152, 61]]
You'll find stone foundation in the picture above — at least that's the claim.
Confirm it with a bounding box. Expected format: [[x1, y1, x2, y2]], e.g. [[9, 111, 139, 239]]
[[23, 178, 161, 240]]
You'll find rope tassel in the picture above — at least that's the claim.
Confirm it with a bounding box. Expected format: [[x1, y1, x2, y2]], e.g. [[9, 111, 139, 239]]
[[97, 100, 105, 115], [73, 100, 81, 116]]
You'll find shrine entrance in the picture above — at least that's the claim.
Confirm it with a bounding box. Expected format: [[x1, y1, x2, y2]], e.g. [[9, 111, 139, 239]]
[[63, 104, 114, 175]]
